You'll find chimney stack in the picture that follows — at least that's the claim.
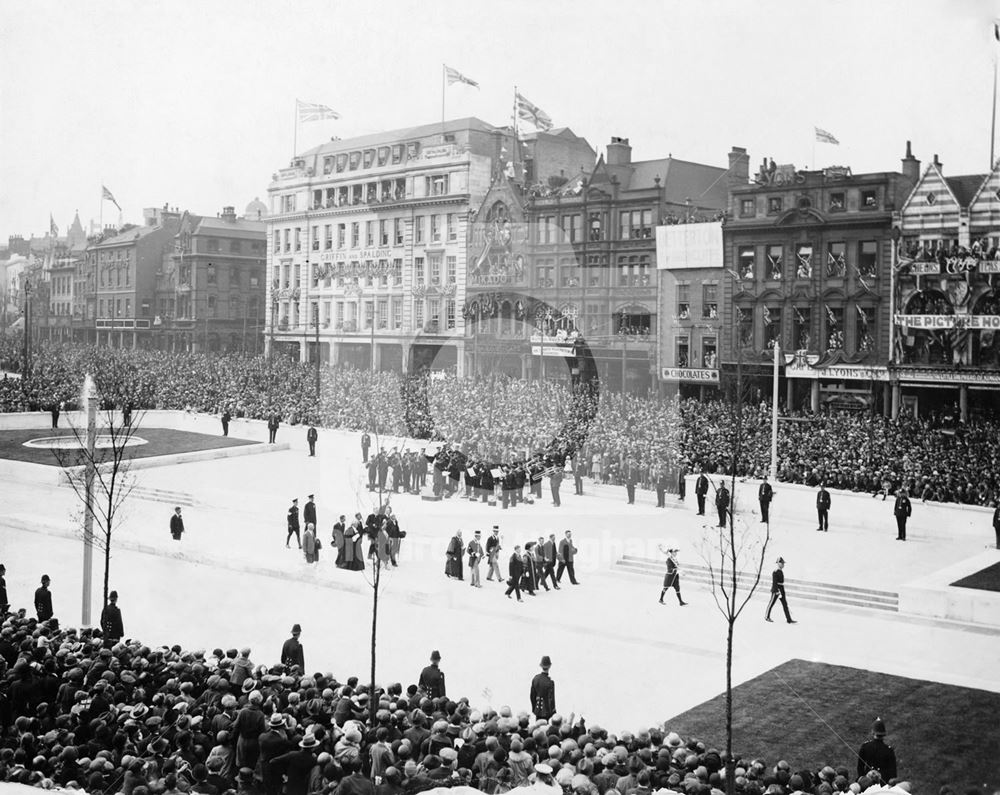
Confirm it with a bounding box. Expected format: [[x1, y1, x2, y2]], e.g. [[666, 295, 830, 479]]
[[932, 154, 942, 172], [221, 206, 237, 223], [900, 141, 920, 184], [728, 146, 749, 186], [606, 137, 632, 167]]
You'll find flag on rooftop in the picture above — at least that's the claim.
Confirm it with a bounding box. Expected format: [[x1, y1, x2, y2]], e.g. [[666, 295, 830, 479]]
[[101, 185, 121, 211], [297, 100, 340, 123], [444, 65, 478, 88], [50, 214, 58, 237], [815, 127, 840, 145], [516, 92, 553, 131]]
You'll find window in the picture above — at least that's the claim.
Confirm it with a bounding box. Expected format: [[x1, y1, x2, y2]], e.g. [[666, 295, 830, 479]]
[[858, 241, 878, 278], [702, 283, 718, 319], [379, 220, 389, 246], [763, 306, 781, 349], [427, 174, 449, 196], [828, 192, 845, 211], [312, 225, 320, 251], [365, 221, 375, 247], [856, 306, 875, 352], [207, 265, 217, 285], [392, 298, 402, 329], [737, 306, 753, 347], [324, 224, 333, 250], [766, 245, 783, 280], [338, 186, 349, 206], [337, 224, 346, 249], [414, 298, 424, 329], [861, 189, 878, 208], [446, 299, 456, 330], [273, 233, 281, 253], [378, 260, 389, 288], [541, 216, 557, 243], [589, 212, 604, 241], [99, 298, 105, 316], [313, 189, 322, 209], [429, 253, 442, 284], [377, 299, 388, 329], [415, 257, 425, 285], [795, 244, 813, 278], [561, 261, 581, 287], [618, 209, 652, 239], [825, 306, 844, 351], [767, 197, 783, 214], [325, 188, 336, 207], [394, 218, 404, 246], [282, 194, 296, 213], [702, 338, 717, 369], [230, 239, 242, 253], [740, 198, 755, 217], [562, 214, 581, 242], [428, 298, 440, 330], [414, 216, 424, 244], [677, 283, 690, 320], [351, 222, 360, 248], [446, 256, 457, 284], [827, 242, 846, 277], [116, 298, 122, 317], [283, 230, 291, 252], [293, 264, 301, 287], [294, 228, 302, 252], [335, 301, 344, 327], [392, 258, 403, 286], [250, 273, 260, 289], [738, 246, 755, 279], [312, 263, 320, 287], [124, 298, 131, 317], [364, 300, 374, 329], [536, 264, 554, 288], [446, 213, 456, 242], [431, 215, 441, 243]]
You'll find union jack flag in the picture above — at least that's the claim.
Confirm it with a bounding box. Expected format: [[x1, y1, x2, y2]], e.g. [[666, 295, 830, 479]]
[[297, 100, 340, 123], [516, 92, 553, 131]]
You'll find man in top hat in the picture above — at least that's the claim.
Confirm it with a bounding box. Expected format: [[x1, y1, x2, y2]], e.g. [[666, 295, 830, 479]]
[[893, 487, 912, 541], [765, 557, 796, 624], [486, 526, 503, 582], [529, 656, 556, 720], [467, 530, 484, 588], [280, 624, 305, 671], [418, 650, 446, 698], [695, 469, 709, 515], [34, 574, 53, 622], [287, 499, 301, 549], [758, 476, 773, 524], [857, 717, 897, 782], [816, 483, 831, 532], [100, 590, 124, 645]]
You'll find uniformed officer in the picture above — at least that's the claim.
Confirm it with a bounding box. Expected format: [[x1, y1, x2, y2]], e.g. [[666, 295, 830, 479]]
[[418, 650, 446, 698], [529, 656, 556, 720], [894, 488, 912, 541], [286, 499, 301, 549], [657, 545, 687, 606], [765, 557, 796, 624], [715, 482, 730, 528], [857, 717, 897, 782], [758, 477, 773, 523]]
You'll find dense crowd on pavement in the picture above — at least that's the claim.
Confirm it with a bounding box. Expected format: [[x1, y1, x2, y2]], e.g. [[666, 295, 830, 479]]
[[1, 338, 998, 505], [0, 607, 913, 795]]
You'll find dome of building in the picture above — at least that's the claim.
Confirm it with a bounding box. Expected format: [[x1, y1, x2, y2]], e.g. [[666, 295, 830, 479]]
[[243, 197, 268, 221]]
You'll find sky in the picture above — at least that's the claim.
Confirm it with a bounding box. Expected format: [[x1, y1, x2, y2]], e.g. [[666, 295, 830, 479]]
[[2, 0, 999, 242]]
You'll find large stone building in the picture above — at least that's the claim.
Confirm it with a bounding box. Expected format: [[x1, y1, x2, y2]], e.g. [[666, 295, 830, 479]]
[[719, 145, 918, 412], [466, 136, 726, 393], [893, 154, 1000, 419], [264, 118, 516, 373]]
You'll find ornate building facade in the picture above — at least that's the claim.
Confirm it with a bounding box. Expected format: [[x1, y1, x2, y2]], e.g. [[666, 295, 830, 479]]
[[721, 145, 918, 412], [893, 154, 1000, 419]]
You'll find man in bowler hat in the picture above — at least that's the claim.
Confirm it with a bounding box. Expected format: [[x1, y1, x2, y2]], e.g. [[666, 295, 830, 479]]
[[530, 656, 556, 720]]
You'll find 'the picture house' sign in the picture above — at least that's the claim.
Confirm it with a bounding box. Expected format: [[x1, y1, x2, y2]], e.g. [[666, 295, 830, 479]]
[[894, 315, 1000, 329]]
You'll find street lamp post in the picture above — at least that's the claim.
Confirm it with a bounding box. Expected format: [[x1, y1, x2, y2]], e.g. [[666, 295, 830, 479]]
[[81, 373, 97, 627], [22, 279, 32, 378]]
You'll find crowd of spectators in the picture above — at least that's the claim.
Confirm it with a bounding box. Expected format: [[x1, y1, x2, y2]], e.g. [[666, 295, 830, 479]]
[[2, 338, 998, 506], [0, 609, 916, 795]]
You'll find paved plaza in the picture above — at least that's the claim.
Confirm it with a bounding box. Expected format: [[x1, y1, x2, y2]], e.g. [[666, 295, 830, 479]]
[[1, 414, 998, 735]]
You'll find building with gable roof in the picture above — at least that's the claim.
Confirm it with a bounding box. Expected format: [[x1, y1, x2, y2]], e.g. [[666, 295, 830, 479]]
[[893, 153, 1000, 419]]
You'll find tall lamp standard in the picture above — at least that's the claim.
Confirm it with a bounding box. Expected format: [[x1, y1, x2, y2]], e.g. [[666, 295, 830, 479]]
[[22, 279, 32, 379], [81, 373, 98, 627]]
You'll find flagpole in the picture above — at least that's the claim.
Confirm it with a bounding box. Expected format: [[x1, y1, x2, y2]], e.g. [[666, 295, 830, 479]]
[[99, 182, 103, 235], [293, 99, 298, 158], [512, 86, 519, 181], [442, 65, 446, 128], [991, 49, 998, 168]]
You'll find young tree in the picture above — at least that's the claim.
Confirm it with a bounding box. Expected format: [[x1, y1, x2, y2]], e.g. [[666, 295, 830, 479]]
[[697, 355, 771, 795], [52, 389, 144, 613]]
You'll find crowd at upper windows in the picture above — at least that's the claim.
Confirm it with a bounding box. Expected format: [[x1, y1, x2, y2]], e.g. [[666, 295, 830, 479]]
[[735, 241, 880, 281]]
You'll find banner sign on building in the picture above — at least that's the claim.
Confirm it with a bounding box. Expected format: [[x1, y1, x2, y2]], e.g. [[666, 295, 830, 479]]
[[894, 314, 1000, 329], [785, 362, 889, 381], [660, 367, 720, 383], [531, 345, 573, 357], [895, 368, 1000, 386], [656, 222, 723, 270]]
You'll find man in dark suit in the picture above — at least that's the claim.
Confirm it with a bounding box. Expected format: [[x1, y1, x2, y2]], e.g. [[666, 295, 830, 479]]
[[505, 546, 524, 602], [715, 482, 730, 528], [550, 466, 563, 507], [170, 506, 185, 541], [280, 624, 305, 671], [0, 563, 8, 616], [221, 409, 231, 437], [816, 484, 831, 532], [574, 457, 585, 495], [677, 463, 688, 501], [286, 499, 301, 548], [695, 471, 709, 515], [992, 502, 999, 549], [418, 650, 446, 698], [765, 557, 795, 624], [258, 713, 292, 795], [361, 432, 371, 463], [758, 477, 773, 523], [857, 718, 897, 782], [446, 530, 464, 580], [267, 413, 279, 444], [894, 488, 912, 541], [303, 495, 317, 530], [99, 590, 124, 645], [542, 533, 559, 590], [556, 530, 579, 585], [654, 465, 667, 508], [624, 460, 640, 505], [529, 656, 556, 720], [306, 425, 318, 456], [34, 574, 53, 622]]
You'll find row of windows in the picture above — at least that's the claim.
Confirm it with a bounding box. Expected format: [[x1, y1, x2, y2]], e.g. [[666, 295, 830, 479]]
[[279, 170, 454, 215], [675, 337, 718, 370], [735, 241, 879, 280], [276, 256, 459, 290], [734, 305, 876, 353], [51, 276, 73, 295], [320, 142, 420, 175], [738, 189, 880, 218], [532, 255, 652, 288], [176, 264, 262, 289], [275, 297, 457, 332], [154, 296, 262, 320], [273, 214, 460, 253], [534, 209, 654, 244], [676, 283, 719, 320]]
